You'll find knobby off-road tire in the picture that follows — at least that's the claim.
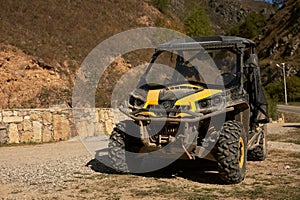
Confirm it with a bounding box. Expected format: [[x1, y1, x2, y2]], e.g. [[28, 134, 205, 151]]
[[248, 125, 267, 161], [108, 129, 129, 173], [108, 121, 143, 173], [215, 120, 247, 184]]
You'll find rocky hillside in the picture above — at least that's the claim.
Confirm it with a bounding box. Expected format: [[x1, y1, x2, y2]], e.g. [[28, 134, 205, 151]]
[[256, 0, 300, 84], [0, 44, 72, 108], [169, 0, 274, 34], [206, 0, 274, 33], [0, 0, 297, 108], [0, 0, 181, 108], [0, 0, 182, 66]]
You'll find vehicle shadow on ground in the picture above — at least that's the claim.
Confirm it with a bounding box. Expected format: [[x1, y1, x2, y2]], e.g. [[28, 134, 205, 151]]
[[139, 159, 222, 184], [85, 148, 115, 174], [86, 149, 222, 184]]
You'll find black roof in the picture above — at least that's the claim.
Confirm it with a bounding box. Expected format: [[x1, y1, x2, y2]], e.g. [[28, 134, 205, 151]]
[[157, 35, 256, 51]]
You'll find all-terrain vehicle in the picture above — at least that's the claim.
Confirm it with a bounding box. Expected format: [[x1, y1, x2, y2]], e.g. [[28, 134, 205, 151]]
[[108, 36, 269, 184]]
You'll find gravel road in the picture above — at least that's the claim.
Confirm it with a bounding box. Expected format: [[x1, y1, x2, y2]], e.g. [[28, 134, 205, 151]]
[[0, 141, 94, 199]]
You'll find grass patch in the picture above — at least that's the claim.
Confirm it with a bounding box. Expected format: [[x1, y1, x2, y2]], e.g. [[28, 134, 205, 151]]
[[286, 102, 300, 106], [278, 111, 300, 123], [63, 179, 75, 183], [285, 140, 300, 145], [130, 184, 219, 200], [288, 152, 300, 159], [73, 171, 91, 176], [106, 195, 121, 200], [0, 140, 57, 148], [0, 141, 38, 147], [187, 195, 218, 200], [268, 148, 288, 158], [130, 189, 152, 196], [10, 190, 22, 194], [266, 185, 300, 200], [79, 189, 89, 193], [229, 185, 300, 200], [268, 128, 300, 145]]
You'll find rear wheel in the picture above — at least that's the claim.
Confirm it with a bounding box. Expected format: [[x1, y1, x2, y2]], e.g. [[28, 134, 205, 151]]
[[215, 120, 247, 184], [248, 125, 267, 161]]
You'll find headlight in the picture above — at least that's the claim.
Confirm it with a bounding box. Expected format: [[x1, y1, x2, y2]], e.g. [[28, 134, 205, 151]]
[[198, 95, 224, 109], [200, 99, 211, 108], [129, 95, 144, 107], [212, 96, 223, 106]]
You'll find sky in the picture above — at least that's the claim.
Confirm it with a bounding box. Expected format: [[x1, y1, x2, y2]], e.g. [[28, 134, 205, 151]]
[[254, 0, 273, 2]]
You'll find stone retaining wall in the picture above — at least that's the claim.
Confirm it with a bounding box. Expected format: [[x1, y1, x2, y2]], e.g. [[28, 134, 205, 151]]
[[0, 108, 127, 144]]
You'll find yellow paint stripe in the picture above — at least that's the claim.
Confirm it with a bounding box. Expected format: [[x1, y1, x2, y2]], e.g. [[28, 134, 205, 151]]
[[175, 89, 222, 106], [144, 89, 160, 108], [139, 111, 156, 117]]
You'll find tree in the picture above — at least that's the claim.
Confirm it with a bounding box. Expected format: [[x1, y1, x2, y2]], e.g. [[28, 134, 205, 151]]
[[184, 5, 213, 37], [153, 0, 169, 13], [265, 75, 300, 102], [229, 12, 266, 39]]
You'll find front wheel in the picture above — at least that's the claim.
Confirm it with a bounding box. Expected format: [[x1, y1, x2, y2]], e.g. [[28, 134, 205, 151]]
[[108, 129, 129, 173], [215, 120, 247, 184], [108, 121, 143, 173]]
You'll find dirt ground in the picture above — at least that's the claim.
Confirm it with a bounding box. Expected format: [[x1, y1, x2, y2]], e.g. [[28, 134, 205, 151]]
[[0, 123, 299, 200]]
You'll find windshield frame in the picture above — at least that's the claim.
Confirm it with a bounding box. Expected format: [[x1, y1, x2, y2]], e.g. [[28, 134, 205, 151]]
[[138, 46, 243, 89]]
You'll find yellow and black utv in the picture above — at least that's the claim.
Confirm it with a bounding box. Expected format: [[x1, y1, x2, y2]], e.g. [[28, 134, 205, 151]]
[[108, 36, 269, 184]]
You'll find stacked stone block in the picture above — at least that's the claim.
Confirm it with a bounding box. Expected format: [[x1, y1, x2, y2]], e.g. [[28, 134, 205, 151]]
[[0, 108, 127, 144]]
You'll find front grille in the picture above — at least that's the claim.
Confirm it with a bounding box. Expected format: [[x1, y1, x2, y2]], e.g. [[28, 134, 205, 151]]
[[148, 124, 179, 145], [147, 104, 191, 117], [167, 85, 199, 90]]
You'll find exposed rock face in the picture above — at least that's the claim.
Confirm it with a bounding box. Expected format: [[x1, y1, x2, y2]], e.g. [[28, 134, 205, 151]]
[[256, 0, 300, 84], [0, 44, 72, 109], [169, 0, 274, 34], [208, 0, 249, 25], [208, 0, 274, 34]]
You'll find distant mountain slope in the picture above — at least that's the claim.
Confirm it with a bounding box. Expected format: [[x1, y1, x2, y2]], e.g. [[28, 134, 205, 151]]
[[0, 0, 180, 66], [256, 0, 300, 84], [169, 0, 274, 34]]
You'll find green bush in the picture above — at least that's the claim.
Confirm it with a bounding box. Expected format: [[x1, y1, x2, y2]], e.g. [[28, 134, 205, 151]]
[[152, 0, 169, 13], [264, 88, 278, 120], [264, 75, 300, 120], [265, 75, 300, 103], [184, 5, 213, 37], [265, 81, 283, 101], [229, 12, 266, 39]]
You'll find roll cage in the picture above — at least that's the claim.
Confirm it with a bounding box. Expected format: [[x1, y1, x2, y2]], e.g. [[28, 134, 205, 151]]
[[139, 35, 269, 127]]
